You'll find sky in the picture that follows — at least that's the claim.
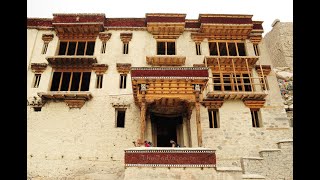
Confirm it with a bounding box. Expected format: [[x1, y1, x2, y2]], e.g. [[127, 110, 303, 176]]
[[27, 0, 293, 36]]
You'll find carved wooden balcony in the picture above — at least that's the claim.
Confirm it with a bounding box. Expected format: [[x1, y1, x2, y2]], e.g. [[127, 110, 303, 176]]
[[146, 55, 186, 66]]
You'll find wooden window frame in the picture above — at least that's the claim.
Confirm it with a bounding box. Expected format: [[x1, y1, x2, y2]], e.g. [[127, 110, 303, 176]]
[[49, 70, 91, 92], [116, 108, 126, 128], [196, 43, 201, 55], [41, 43, 49, 54], [123, 42, 129, 54], [96, 74, 103, 89], [212, 72, 254, 92], [57, 41, 95, 56], [157, 40, 176, 55], [253, 44, 260, 56], [101, 41, 107, 54], [32, 74, 41, 88], [208, 109, 220, 128], [250, 109, 262, 128], [208, 40, 247, 56], [119, 74, 127, 89]]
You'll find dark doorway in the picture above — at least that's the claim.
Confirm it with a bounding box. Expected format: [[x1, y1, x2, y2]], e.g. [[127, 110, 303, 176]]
[[152, 115, 182, 147]]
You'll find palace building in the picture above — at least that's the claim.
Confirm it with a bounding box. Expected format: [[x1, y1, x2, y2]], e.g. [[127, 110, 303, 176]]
[[27, 13, 293, 180]]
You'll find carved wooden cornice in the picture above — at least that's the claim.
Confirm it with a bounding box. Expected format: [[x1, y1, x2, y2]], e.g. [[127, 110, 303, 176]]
[[46, 56, 97, 69], [31, 63, 48, 73], [191, 33, 206, 43], [98, 32, 112, 42], [120, 33, 133, 43], [42, 34, 54, 43], [146, 56, 186, 66], [243, 99, 266, 109], [111, 103, 130, 109], [38, 92, 92, 109], [116, 63, 132, 74], [201, 99, 224, 109], [92, 64, 108, 74]]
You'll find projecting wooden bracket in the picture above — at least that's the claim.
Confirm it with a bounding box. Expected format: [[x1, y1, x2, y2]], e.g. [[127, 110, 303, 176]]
[[243, 99, 266, 109], [201, 99, 224, 109], [64, 99, 86, 109]]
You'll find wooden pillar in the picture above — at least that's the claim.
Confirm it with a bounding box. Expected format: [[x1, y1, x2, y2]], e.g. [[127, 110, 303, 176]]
[[194, 85, 202, 147], [195, 101, 202, 147], [140, 99, 146, 140], [140, 84, 147, 141]]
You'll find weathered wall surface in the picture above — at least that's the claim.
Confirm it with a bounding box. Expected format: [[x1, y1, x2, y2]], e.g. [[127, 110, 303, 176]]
[[263, 21, 293, 69], [27, 26, 292, 179]]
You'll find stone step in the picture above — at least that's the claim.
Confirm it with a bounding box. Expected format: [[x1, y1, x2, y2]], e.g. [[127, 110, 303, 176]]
[[277, 139, 293, 149], [258, 149, 281, 157], [216, 166, 243, 172], [242, 173, 265, 179], [240, 157, 264, 175]]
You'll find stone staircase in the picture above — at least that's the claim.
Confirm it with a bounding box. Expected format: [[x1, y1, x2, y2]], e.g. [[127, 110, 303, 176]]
[[240, 139, 293, 180]]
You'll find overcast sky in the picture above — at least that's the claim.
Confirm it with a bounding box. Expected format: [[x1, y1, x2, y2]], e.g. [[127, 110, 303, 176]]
[[27, 0, 293, 36]]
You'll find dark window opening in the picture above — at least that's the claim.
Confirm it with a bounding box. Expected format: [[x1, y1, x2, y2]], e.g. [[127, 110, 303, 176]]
[[120, 74, 127, 89], [67, 42, 76, 55], [208, 109, 219, 128], [218, 42, 228, 56], [116, 109, 126, 128], [213, 74, 221, 91], [50, 72, 91, 92], [123, 43, 129, 54], [70, 72, 81, 91], [167, 42, 175, 55], [228, 42, 237, 56], [80, 72, 91, 91], [58, 42, 67, 55], [237, 43, 246, 56], [253, 44, 260, 56], [60, 72, 71, 91], [50, 72, 62, 91], [33, 107, 42, 112], [96, 75, 103, 89], [223, 74, 232, 91], [251, 109, 261, 127], [157, 42, 165, 55], [77, 42, 86, 55], [196, 43, 201, 55], [209, 42, 218, 56], [243, 74, 252, 91], [58, 41, 95, 56], [42, 43, 48, 54], [260, 76, 269, 90], [235, 74, 243, 91], [33, 74, 41, 88], [86, 42, 95, 55], [101, 42, 106, 54]]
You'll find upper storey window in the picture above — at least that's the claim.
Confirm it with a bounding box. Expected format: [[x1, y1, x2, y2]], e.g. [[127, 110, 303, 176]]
[[157, 41, 176, 55], [209, 41, 246, 56], [58, 41, 95, 56]]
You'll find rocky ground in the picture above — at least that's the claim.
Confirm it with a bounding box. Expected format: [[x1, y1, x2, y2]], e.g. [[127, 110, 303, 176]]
[[274, 67, 293, 126]]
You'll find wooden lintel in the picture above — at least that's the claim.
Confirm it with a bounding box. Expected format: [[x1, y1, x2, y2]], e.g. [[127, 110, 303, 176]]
[[93, 64, 108, 74], [120, 33, 133, 43], [64, 99, 86, 109], [243, 99, 266, 108], [116, 63, 132, 73], [98, 32, 112, 42], [31, 63, 48, 73], [42, 34, 54, 43]]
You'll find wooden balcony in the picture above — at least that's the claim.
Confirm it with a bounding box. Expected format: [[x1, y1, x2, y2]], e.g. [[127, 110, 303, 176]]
[[37, 92, 92, 108], [204, 56, 259, 71]]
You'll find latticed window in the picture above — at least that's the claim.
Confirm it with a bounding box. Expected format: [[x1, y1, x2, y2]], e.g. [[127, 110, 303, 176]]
[[209, 41, 246, 56], [58, 41, 95, 55], [50, 71, 91, 91]]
